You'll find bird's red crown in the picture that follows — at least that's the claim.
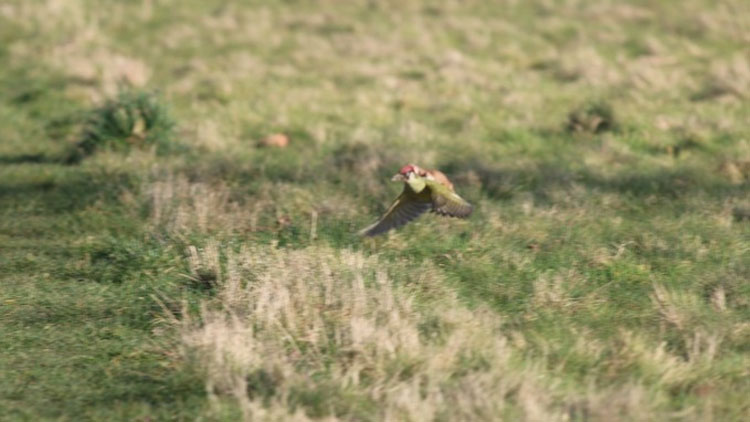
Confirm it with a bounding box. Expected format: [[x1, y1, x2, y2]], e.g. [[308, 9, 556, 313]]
[[399, 164, 416, 175]]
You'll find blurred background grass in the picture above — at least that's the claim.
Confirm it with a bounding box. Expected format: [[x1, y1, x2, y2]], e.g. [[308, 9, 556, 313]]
[[0, 0, 748, 420]]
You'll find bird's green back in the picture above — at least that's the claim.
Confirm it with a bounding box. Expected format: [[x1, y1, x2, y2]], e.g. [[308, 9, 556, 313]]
[[424, 179, 473, 216]]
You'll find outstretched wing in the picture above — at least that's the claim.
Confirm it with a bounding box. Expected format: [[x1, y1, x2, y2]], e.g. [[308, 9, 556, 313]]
[[359, 187, 432, 236], [426, 180, 473, 218]]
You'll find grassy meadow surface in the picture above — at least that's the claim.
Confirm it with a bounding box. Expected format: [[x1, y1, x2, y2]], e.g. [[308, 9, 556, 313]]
[[1, 0, 749, 420]]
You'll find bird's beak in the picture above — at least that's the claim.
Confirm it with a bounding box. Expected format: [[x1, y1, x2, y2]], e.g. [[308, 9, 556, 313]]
[[391, 173, 406, 182]]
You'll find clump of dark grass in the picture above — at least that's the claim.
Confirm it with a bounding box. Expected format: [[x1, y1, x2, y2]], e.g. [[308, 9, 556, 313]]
[[566, 100, 617, 134], [65, 89, 177, 163]]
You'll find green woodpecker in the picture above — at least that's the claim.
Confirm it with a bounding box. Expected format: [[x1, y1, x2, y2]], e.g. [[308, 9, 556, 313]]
[[359, 164, 473, 236]]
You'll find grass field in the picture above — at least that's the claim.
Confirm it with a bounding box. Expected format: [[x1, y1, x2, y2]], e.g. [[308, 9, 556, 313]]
[[1, 0, 749, 420]]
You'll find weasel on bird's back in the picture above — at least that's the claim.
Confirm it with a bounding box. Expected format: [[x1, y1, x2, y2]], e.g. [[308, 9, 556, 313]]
[[359, 164, 473, 237]]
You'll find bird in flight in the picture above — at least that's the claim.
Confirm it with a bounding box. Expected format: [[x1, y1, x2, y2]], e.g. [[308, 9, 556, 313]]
[[359, 164, 473, 236]]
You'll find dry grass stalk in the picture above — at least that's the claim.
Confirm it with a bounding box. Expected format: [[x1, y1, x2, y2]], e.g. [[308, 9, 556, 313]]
[[148, 175, 248, 234]]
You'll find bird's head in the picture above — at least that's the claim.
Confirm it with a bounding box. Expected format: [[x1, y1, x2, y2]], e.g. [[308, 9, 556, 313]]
[[392, 164, 419, 181]]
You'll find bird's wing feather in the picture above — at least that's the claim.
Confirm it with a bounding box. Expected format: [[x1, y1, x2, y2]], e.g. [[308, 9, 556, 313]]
[[359, 187, 432, 236], [426, 180, 473, 218]]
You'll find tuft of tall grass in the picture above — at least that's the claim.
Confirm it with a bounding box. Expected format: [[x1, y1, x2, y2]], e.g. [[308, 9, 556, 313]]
[[66, 89, 176, 163], [566, 101, 617, 135]]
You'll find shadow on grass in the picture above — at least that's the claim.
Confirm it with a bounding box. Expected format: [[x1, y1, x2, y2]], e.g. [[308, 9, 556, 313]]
[[0, 168, 134, 215], [0, 153, 61, 164], [79, 363, 207, 414], [578, 168, 746, 199], [442, 158, 746, 203]]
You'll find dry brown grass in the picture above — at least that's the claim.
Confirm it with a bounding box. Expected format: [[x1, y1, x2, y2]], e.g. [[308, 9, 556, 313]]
[[178, 244, 538, 421], [148, 175, 255, 234], [172, 241, 734, 421]]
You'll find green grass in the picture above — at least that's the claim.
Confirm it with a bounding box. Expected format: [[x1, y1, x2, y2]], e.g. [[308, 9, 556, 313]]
[[1, 0, 749, 420]]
